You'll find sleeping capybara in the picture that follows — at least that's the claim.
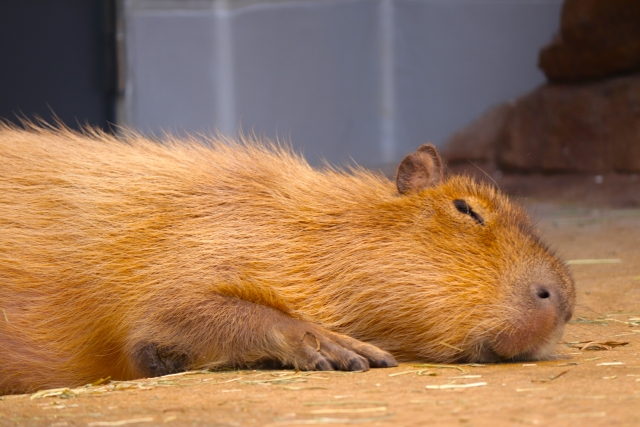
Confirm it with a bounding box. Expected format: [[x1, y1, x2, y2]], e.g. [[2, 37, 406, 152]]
[[0, 124, 575, 394]]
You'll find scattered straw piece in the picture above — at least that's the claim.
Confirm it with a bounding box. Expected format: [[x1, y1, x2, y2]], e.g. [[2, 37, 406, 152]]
[[208, 377, 244, 384], [558, 395, 605, 400], [281, 386, 328, 391], [516, 388, 547, 392], [91, 376, 111, 387], [413, 364, 469, 373], [570, 317, 609, 326], [532, 370, 569, 383], [549, 370, 569, 381], [597, 362, 624, 366], [606, 313, 640, 317], [510, 417, 542, 425], [425, 383, 484, 390], [607, 318, 635, 325], [268, 414, 394, 425], [29, 380, 154, 400], [112, 382, 153, 391], [568, 341, 629, 351], [2, 308, 8, 323], [565, 259, 621, 265], [87, 418, 154, 427], [556, 412, 606, 419], [388, 370, 420, 377], [40, 404, 68, 410], [303, 401, 387, 407], [160, 370, 210, 378], [242, 378, 307, 385], [439, 342, 463, 351], [30, 388, 74, 400], [408, 399, 456, 404], [307, 407, 387, 415], [388, 369, 435, 377]]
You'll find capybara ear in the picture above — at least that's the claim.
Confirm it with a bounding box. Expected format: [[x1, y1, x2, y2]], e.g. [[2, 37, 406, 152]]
[[396, 144, 443, 194]]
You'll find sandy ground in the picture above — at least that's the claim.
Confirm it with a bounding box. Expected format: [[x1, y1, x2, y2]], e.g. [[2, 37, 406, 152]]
[[1, 176, 639, 427]]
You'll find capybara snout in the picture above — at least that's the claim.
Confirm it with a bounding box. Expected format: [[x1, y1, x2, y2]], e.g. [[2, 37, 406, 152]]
[[0, 125, 575, 394], [478, 253, 575, 362]]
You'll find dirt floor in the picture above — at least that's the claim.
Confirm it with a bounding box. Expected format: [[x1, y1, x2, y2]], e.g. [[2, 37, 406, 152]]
[[1, 175, 639, 427]]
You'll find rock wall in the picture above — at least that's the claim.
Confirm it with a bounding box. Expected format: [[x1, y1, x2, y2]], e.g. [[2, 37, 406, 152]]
[[444, 0, 640, 174], [539, 0, 640, 82]]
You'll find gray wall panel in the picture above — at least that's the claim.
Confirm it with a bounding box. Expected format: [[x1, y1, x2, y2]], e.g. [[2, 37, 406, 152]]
[[232, 0, 382, 166], [126, 7, 218, 135], [121, 0, 562, 168], [395, 0, 562, 156]]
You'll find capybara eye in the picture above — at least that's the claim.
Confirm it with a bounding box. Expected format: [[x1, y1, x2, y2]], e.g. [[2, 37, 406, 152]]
[[453, 199, 485, 226]]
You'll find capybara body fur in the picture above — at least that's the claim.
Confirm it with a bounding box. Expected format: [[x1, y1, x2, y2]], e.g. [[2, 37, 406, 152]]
[[0, 124, 575, 394]]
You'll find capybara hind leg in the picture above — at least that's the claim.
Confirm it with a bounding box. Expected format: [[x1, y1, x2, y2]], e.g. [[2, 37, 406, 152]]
[[133, 343, 189, 378], [128, 294, 396, 376]]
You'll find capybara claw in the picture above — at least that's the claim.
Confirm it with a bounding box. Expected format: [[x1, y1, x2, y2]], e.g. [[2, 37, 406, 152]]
[[356, 346, 397, 369], [370, 353, 398, 368], [313, 359, 335, 371], [323, 331, 397, 370], [346, 357, 369, 372]]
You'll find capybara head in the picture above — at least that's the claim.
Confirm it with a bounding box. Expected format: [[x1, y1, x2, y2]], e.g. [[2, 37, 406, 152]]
[[351, 144, 575, 363]]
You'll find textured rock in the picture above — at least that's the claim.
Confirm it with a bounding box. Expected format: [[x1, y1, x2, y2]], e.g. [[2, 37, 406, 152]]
[[539, 0, 640, 82], [443, 74, 640, 173]]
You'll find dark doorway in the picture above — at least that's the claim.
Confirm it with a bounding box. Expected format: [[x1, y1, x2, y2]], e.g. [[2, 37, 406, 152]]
[[0, 0, 115, 131]]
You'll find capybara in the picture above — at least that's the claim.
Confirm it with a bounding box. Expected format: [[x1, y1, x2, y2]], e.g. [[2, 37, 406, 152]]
[[0, 123, 575, 395]]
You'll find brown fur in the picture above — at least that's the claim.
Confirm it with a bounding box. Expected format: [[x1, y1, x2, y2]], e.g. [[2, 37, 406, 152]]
[[0, 123, 575, 394]]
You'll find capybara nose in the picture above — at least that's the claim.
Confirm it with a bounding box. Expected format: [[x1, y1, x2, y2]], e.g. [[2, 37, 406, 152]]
[[531, 283, 572, 323], [531, 283, 556, 308], [534, 285, 551, 300]]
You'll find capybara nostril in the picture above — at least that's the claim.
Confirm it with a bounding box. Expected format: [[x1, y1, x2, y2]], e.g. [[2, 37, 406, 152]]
[[531, 283, 559, 304], [530, 281, 574, 324], [536, 286, 551, 300]]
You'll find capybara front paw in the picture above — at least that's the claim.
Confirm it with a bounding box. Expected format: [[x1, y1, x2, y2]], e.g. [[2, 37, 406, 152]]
[[275, 321, 397, 371]]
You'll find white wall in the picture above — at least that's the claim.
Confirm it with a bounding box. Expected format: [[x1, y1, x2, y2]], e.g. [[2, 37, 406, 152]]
[[121, 0, 562, 168]]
